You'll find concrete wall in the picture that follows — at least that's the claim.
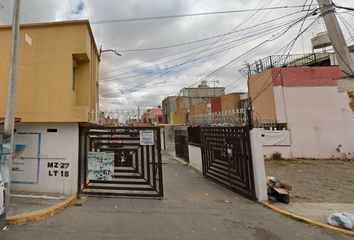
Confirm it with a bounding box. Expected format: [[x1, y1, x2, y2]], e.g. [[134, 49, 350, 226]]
[[263, 146, 292, 159], [181, 87, 225, 98], [0, 122, 79, 195], [221, 93, 241, 112], [250, 129, 268, 202], [0, 20, 100, 123], [162, 96, 178, 124], [249, 69, 276, 119], [164, 125, 176, 152], [188, 145, 202, 171], [195, 103, 207, 115], [278, 86, 354, 159], [177, 109, 188, 124], [189, 105, 196, 117], [211, 97, 222, 113]]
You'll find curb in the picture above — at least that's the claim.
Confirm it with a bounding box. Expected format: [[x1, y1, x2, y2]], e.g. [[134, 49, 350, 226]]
[[162, 150, 202, 173], [161, 150, 354, 235], [6, 195, 77, 225], [262, 202, 354, 236]]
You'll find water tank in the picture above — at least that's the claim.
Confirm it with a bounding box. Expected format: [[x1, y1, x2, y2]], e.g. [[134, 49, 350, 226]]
[[311, 32, 332, 49], [200, 80, 208, 88]]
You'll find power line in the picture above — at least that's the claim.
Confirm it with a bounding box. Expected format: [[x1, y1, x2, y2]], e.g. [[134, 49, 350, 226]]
[[100, 14, 312, 97], [99, 9, 312, 77], [181, 0, 277, 90], [331, 0, 354, 11], [100, 19, 302, 83], [177, 0, 278, 91], [91, 5, 313, 25], [252, 5, 321, 103]]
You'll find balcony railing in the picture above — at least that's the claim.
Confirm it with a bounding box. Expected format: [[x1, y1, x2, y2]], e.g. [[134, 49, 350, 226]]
[[239, 52, 336, 78]]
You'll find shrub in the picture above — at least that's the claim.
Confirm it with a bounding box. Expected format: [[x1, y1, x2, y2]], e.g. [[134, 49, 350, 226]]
[[271, 151, 282, 160]]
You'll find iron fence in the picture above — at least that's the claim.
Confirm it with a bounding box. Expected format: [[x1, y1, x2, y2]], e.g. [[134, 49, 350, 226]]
[[239, 53, 335, 78], [188, 108, 275, 128]]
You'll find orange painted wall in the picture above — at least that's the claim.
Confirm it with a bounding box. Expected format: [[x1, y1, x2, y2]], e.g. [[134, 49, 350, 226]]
[[248, 69, 276, 119]]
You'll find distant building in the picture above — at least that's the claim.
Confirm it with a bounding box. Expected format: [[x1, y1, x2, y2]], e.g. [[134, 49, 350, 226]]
[[162, 96, 178, 124], [175, 81, 225, 124], [141, 108, 163, 125]]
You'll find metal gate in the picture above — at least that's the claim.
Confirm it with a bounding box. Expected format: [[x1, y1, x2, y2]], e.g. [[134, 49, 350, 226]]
[[174, 130, 189, 162], [78, 126, 163, 198], [200, 126, 256, 200]]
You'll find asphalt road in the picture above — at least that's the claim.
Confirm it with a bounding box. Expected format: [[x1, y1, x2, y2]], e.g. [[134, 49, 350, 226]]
[[0, 152, 351, 240]]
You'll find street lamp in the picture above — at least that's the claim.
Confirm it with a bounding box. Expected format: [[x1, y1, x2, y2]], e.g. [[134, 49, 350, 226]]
[[99, 45, 122, 57]]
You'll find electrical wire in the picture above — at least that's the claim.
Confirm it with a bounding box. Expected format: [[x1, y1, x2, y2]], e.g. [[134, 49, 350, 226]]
[[331, 0, 354, 11], [101, 13, 315, 97], [100, 18, 303, 83], [91, 5, 314, 25], [252, 3, 321, 103], [99, 9, 309, 77]]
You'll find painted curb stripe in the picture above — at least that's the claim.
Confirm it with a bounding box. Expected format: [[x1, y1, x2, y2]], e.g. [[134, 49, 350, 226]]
[[6, 195, 77, 225], [262, 202, 354, 236], [163, 150, 353, 236]]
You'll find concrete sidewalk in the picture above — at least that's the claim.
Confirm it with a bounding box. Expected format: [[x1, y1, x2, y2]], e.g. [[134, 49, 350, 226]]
[[164, 150, 354, 236], [269, 202, 354, 223], [5, 191, 76, 225]]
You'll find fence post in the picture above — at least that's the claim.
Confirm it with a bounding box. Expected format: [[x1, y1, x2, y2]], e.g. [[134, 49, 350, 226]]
[[246, 108, 254, 130]]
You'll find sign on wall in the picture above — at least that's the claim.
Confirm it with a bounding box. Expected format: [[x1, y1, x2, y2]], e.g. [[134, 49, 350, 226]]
[[0, 133, 41, 184], [88, 152, 114, 181], [140, 131, 155, 145]]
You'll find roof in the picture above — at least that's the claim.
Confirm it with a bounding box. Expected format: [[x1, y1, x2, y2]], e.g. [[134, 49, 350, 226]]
[[0, 20, 100, 62]]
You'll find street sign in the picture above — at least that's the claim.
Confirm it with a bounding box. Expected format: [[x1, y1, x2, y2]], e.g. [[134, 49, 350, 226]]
[[140, 131, 154, 145], [337, 78, 354, 92]]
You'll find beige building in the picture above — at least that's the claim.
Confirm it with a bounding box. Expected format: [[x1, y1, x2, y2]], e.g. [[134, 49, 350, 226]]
[[0, 20, 100, 195], [0, 20, 100, 123]]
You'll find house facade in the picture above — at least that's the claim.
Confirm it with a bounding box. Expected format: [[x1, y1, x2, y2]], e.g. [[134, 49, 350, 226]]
[[0, 20, 100, 195], [249, 65, 354, 159], [162, 96, 178, 124]]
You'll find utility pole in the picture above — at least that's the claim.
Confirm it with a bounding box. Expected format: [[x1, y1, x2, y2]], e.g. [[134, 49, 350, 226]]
[[317, 0, 354, 77], [1, 0, 21, 211], [316, 0, 354, 111], [210, 80, 219, 98]]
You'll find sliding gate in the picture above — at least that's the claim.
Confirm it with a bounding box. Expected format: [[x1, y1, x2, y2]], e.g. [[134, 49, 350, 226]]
[[200, 126, 256, 201], [78, 126, 163, 198]]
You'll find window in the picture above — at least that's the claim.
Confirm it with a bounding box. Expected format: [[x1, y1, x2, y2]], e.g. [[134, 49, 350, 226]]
[[158, 117, 162, 123], [72, 65, 77, 91]]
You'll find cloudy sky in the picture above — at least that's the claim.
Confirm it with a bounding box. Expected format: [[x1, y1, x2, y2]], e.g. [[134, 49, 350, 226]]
[[1, 0, 353, 112]]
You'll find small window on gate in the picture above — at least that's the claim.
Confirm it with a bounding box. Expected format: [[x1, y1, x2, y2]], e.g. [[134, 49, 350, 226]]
[[47, 129, 58, 133]]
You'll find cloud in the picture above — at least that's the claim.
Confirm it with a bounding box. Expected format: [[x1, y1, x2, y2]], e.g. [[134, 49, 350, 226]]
[[1, 0, 353, 111]]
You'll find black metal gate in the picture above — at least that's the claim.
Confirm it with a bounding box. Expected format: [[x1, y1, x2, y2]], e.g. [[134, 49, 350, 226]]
[[200, 126, 256, 200], [174, 130, 189, 162], [78, 126, 163, 198]]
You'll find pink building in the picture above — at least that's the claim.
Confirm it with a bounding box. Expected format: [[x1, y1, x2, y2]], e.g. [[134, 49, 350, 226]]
[[249, 65, 354, 159], [142, 108, 163, 125]]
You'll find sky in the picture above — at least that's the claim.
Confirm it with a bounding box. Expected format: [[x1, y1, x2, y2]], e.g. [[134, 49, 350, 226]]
[[0, 0, 353, 113]]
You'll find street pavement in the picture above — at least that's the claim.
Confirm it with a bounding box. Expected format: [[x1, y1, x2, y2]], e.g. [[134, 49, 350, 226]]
[[0, 152, 351, 240]]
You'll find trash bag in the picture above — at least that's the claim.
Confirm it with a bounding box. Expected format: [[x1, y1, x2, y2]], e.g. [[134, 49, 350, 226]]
[[343, 212, 354, 227], [270, 188, 289, 204], [266, 176, 281, 188], [327, 213, 353, 230]]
